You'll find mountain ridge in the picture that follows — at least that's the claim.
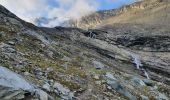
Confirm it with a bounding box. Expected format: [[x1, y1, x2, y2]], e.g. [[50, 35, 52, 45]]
[[67, 0, 170, 29]]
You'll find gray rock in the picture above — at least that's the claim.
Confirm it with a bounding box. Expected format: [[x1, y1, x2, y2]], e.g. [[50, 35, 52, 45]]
[[24, 72, 30, 76], [140, 95, 149, 100], [8, 41, 15, 45], [95, 81, 102, 85], [53, 82, 74, 100], [35, 89, 52, 100], [0, 66, 55, 100], [105, 72, 116, 80], [107, 79, 136, 100], [93, 60, 104, 69], [143, 79, 154, 86], [156, 93, 168, 100], [0, 86, 26, 100], [0, 31, 6, 37], [34, 68, 44, 79], [0, 66, 34, 91], [131, 77, 146, 87], [0, 43, 16, 53], [46, 67, 53, 73], [7, 47, 16, 53], [42, 83, 51, 92]]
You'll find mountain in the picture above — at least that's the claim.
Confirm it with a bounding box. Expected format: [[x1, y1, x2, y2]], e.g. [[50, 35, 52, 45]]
[[69, 0, 170, 29], [0, 0, 170, 99]]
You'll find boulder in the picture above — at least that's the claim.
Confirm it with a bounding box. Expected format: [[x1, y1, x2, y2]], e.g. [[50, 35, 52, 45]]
[[105, 72, 116, 80], [42, 83, 51, 92], [53, 82, 74, 100], [93, 60, 104, 69], [143, 79, 154, 86], [107, 79, 136, 100], [131, 77, 146, 87], [0, 66, 34, 91], [0, 86, 26, 100]]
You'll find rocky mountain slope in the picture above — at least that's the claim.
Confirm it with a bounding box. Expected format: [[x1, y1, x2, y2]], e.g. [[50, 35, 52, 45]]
[[0, 1, 170, 100], [69, 0, 170, 29]]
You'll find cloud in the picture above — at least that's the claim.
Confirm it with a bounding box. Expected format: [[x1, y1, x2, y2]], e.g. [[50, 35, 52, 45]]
[[0, 0, 49, 22], [0, 0, 137, 27], [0, 0, 100, 27], [44, 0, 99, 27]]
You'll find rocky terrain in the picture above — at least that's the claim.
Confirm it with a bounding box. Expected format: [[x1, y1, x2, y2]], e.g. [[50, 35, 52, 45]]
[[0, 0, 170, 100]]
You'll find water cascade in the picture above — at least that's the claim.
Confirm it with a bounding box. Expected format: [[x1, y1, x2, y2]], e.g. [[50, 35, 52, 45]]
[[131, 53, 150, 79]]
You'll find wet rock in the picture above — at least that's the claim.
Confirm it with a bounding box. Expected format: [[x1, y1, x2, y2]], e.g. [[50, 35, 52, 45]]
[[53, 82, 74, 100], [93, 60, 104, 69]]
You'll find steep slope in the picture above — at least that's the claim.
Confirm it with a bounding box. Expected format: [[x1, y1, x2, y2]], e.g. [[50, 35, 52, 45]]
[[64, 9, 117, 29], [69, 0, 170, 29], [0, 4, 170, 100], [99, 0, 170, 27]]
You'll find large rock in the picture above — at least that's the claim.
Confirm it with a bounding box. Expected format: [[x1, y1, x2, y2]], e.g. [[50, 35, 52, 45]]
[[0, 86, 27, 100], [0, 66, 34, 91], [0, 66, 53, 100], [107, 79, 136, 100], [53, 82, 74, 100], [131, 77, 146, 87], [93, 60, 105, 69]]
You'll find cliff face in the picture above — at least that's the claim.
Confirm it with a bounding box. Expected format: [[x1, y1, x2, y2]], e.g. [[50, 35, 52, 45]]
[[0, 2, 170, 100], [68, 0, 170, 29], [65, 9, 117, 29]]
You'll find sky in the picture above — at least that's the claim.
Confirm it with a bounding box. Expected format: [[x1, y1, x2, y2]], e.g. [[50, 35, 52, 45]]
[[0, 0, 137, 27]]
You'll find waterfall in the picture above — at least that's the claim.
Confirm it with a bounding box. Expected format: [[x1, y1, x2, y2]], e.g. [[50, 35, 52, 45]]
[[132, 54, 142, 69], [142, 69, 150, 79], [131, 53, 150, 79]]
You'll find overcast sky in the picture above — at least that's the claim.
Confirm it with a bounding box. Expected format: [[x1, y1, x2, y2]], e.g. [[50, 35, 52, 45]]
[[0, 0, 137, 27]]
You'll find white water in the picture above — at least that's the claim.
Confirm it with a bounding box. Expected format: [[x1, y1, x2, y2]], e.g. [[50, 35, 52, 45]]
[[131, 53, 150, 79], [131, 54, 142, 69], [142, 69, 150, 79]]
